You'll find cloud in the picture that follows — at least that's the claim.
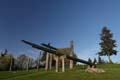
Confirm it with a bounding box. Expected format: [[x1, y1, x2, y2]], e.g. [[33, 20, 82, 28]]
[[77, 47, 99, 64], [26, 49, 40, 59], [76, 47, 120, 63], [16, 49, 41, 60]]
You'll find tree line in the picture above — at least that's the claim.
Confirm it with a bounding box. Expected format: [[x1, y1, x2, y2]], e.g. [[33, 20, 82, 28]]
[[0, 50, 45, 71]]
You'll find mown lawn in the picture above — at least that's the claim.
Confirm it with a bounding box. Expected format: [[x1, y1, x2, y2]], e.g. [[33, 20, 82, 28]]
[[1, 64, 120, 80]]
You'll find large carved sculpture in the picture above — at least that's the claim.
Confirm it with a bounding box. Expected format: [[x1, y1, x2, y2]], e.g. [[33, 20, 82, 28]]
[[22, 40, 94, 72]]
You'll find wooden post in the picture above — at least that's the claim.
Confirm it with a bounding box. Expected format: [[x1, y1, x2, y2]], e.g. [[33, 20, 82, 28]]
[[62, 56, 65, 72], [70, 41, 74, 69], [70, 57, 73, 69], [45, 52, 49, 70], [49, 54, 52, 70], [55, 56, 59, 72]]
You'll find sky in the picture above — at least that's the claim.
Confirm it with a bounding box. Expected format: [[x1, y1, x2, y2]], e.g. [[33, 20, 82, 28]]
[[0, 0, 120, 62]]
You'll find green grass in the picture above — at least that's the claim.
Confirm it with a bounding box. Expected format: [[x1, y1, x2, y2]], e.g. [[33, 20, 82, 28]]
[[1, 64, 120, 80]]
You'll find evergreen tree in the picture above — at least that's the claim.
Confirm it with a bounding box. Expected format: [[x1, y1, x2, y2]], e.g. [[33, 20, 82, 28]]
[[96, 52, 102, 64], [88, 58, 92, 63], [99, 27, 117, 63], [93, 58, 97, 64]]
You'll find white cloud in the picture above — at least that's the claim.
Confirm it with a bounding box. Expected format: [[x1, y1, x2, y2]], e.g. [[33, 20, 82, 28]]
[[77, 47, 99, 64], [16, 49, 41, 60], [26, 49, 40, 59], [76, 47, 120, 63]]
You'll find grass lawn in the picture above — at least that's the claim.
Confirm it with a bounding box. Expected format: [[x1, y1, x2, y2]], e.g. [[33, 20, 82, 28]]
[[0, 64, 120, 80]]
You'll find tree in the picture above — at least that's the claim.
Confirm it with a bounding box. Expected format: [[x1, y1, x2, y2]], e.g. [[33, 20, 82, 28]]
[[93, 58, 97, 64], [17, 54, 28, 70], [88, 58, 92, 63], [0, 49, 12, 71], [98, 54, 102, 64], [41, 51, 46, 62], [9, 54, 14, 71], [36, 51, 42, 71], [99, 27, 117, 63]]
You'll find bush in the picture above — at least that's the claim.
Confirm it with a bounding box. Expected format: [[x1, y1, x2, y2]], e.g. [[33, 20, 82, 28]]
[[0, 54, 11, 71]]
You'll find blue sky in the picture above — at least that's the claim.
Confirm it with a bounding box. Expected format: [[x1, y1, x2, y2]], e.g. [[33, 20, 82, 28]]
[[0, 0, 120, 62]]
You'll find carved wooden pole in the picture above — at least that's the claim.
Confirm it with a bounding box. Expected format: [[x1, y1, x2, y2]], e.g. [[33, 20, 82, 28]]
[[70, 41, 74, 69], [61, 56, 65, 72], [55, 55, 59, 72], [49, 43, 52, 70], [45, 52, 49, 70], [49, 54, 52, 70]]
